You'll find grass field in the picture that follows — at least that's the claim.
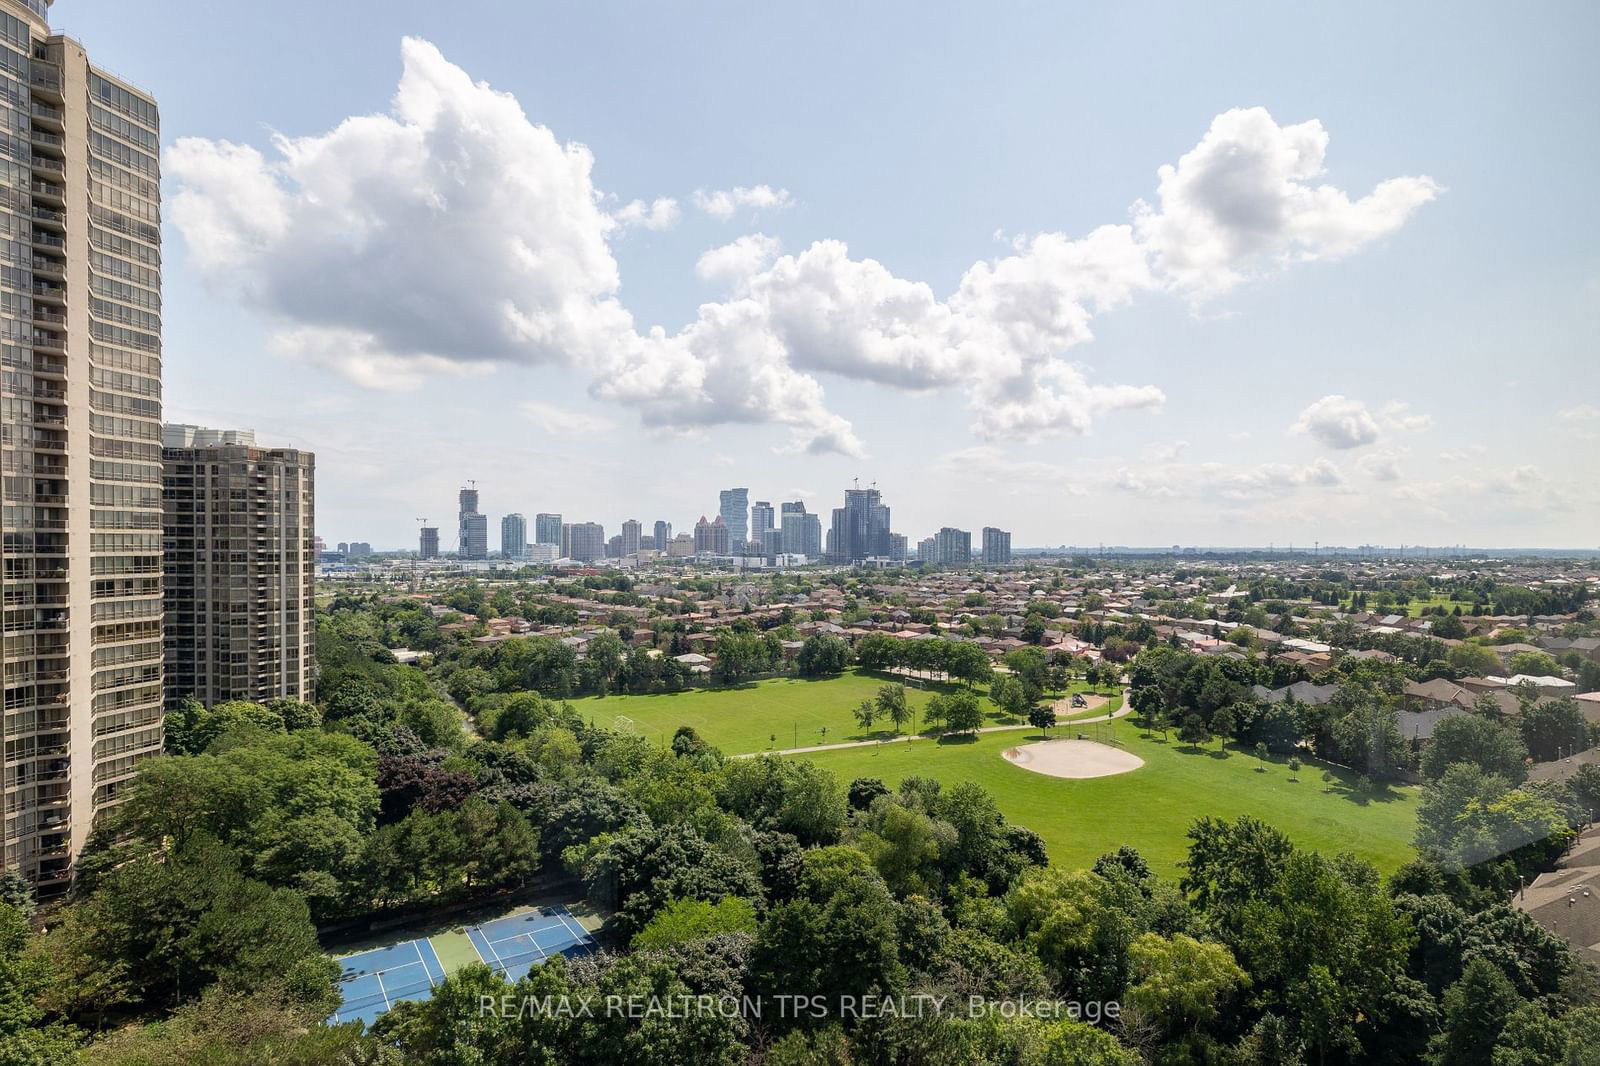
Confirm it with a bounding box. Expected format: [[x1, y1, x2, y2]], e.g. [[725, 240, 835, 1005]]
[[793, 726, 1419, 877], [566, 669, 1119, 754], [1343, 593, 1476, 618]]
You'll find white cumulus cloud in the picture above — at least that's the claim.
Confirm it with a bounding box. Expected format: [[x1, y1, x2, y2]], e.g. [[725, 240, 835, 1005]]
[[695, 234, 781, 283], [1293, 395, 1381, 449], [1134, 107, 1440, 298], [611, 196, 681, 232], [692, 184, 794, 219], [167, 42, 1437, 457], [168, 37, 625, 371]]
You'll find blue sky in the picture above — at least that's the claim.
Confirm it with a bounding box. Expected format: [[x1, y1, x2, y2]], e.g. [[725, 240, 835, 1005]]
[[65, 0, 1599, 548]]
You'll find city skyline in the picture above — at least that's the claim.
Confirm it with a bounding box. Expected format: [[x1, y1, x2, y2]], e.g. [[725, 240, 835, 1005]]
[[376, 475, 1595, 559], [61, 0, 1597, 549], [349, 474, 1598, 556], [395, 478, 1014, 561]]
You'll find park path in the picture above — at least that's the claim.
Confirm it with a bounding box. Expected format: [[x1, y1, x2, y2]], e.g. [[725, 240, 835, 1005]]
[[735, 689, 1132, 758]]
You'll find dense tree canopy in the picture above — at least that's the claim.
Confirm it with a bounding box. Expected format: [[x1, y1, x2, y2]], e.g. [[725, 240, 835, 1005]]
[[16, 587, 1598, 1064]]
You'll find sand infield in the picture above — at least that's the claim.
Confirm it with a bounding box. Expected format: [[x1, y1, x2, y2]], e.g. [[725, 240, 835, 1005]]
[[1003, 738, 1144, 779]]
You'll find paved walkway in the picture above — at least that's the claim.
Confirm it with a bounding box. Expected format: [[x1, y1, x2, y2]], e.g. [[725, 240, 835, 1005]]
[[736, 690, 1132, 758]]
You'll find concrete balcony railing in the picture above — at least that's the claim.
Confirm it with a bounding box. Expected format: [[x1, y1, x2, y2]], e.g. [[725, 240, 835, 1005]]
[[29, 65, 61, 93]]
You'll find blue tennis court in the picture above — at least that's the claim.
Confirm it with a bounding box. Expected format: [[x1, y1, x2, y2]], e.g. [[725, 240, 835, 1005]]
[[466, 906, 595, 982], [330, 905, 595, 1026], [331, 938, 447, 1026]]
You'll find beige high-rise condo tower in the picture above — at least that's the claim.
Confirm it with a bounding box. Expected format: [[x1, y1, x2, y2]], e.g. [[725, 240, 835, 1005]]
[[0, 0, 163, 894], [161, 426, 315, 713]]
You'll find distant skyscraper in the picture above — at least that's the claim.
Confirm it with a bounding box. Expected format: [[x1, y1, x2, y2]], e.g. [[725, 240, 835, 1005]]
[[460, 514, 487, 559], [653, 520, 672, 548], [621, 519, 642, 555], [562, 522, 605, 562], [501, 513, 527, 558], [163, 427, 316, 715], [719, 488, 749, 549], [419, 527, 440, 559], [917, 537, 935, 563], [829, 485, 892, 563], [535, 513, 562, 546], [458, 486, 487, 559], [933, 527, 972, 566], [780, 511, 804, 555], [751, 501, 775, 548], [779, 503, 805, 554], [981, 526, 1012, 564], [777, 501, 822, 558], [762, 527, 784, 562], [694, 515, 731, 555], [802, 513, 823, 558]]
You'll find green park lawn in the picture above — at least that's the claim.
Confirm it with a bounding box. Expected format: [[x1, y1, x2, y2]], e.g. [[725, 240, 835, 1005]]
[[1343, 593, 1476, 618], [565, 669, 1117, 755], [794, 726, 1419, 878]]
